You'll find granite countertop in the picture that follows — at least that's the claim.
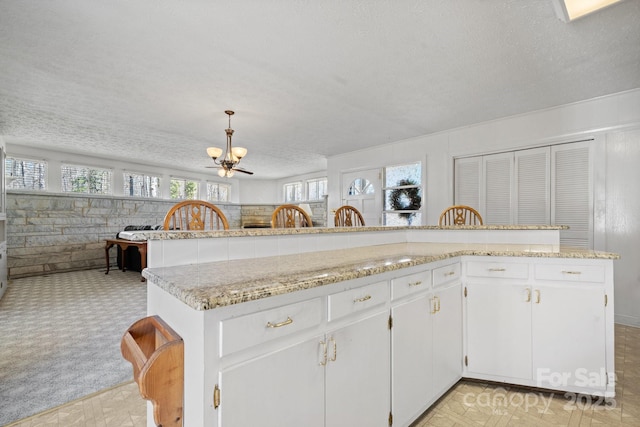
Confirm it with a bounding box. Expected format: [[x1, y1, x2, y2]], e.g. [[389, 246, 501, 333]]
[[142, 242, 618, 311], [120, 224, 569, 241]]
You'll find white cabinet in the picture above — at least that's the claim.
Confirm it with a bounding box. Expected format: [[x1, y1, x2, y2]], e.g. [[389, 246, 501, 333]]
[[463, 257, 614, 396], [218, 336, 325, 427], [325, 310, 390, 427], [431, 280, 462, 396], [217, 280, 391, 427], [465, 281, 532, 379], [391, 260, 462, 427], [391, 272, 433, 427]]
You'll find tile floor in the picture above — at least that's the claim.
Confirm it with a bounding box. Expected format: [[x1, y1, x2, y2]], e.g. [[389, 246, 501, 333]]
[[7, 324, 639, 426]]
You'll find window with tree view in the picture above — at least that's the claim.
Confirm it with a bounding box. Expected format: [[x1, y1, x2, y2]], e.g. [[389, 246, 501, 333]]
[[61, 165, 112, 195], [124, 172, 160, 198], [383, 162, 422, 226], [170, 178, 198, 200], [5, 157, 47, 190]]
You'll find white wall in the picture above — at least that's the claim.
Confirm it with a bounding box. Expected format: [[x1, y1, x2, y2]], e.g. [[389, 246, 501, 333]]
[[238, 179, 278, 204], [328, 88, 640, 326]]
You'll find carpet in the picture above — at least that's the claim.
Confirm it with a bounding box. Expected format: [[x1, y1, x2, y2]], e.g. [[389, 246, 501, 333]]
[[0, 269, 147, 426]]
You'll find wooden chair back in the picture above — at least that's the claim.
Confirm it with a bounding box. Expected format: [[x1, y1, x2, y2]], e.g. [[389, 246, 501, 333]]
[[438, 205, 483, 226], [334, 205, 365, 227], [271, 204, 313, 228], [163, 200, 229, 231]]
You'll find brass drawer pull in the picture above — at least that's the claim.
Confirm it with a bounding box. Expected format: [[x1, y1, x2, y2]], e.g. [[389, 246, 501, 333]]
[[354, 295, 372, 303], [525, 288, 531, 303], [409, 281, 423, 287], [562, 270, 582, 275], [488, 268, 506, 272], [535, 289, 541, 304], [266, 316, 293, 328], [444, 271, 456, 277]]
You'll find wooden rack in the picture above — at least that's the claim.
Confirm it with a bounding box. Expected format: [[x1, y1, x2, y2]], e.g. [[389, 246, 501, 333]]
[[121, 315, 184, 427]]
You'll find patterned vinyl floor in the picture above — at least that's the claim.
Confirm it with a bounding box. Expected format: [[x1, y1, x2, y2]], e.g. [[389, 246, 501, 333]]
[[0, 268, 147, 426]]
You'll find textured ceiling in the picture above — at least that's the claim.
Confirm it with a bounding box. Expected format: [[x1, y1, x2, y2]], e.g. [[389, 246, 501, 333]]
[[0, 0, 639, 179]]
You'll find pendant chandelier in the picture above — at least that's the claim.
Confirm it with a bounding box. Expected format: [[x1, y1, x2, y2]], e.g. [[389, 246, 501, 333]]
[[206, 110, 253, 177]]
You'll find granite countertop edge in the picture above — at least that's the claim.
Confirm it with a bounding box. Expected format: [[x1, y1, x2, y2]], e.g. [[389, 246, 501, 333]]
[[143, 245, 619, 311], [126, 225, 569, 241]]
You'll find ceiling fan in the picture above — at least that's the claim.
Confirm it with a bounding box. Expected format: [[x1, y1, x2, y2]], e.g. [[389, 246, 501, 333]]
[[206, 110, 254, 177]]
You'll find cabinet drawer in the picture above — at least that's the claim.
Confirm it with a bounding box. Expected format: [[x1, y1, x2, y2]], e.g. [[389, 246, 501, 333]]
[[220, 298, 322, 357], [391, 271, 431, 301], [328, 281, 388, 321], [432, 263, 461, 287], [534, 263, 605, 283], [466, 261, 529, 280]]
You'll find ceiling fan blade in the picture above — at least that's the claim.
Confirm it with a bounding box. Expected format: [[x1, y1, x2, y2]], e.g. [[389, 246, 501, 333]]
[[232, 167, 254, 175]]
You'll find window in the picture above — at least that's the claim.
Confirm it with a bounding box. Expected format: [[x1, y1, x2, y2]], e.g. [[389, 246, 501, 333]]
[[348, 178, 375, 196], [61, 164, 112, 194], [170, 177, 198, 200], [206, 182, 230, 202], [5, 157, 47, 190], [123, 172, 161, 198], [306, 177, 327, 200], [283, 182, 302, 202], [383, 162, 422, 226]]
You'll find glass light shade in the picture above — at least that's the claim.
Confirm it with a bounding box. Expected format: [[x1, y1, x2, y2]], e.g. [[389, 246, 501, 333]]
[[232, 147, 247, 159], [217, 168, 226, 177], [207, 147, 223, 158]]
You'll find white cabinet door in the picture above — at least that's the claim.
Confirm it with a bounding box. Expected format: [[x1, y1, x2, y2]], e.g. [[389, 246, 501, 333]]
[[465, 282, 532, 380], [326, 311, 390, 427], [218, 336, 325, 427], [432, 282, 462, 396], [532, 283, 606, 391], [391, 294, 433, 427]]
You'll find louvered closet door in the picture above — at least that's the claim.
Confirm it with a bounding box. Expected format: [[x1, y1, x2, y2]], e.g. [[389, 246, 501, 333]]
[[552, 142, 593, 248], [515, 147, 550, 225], [454, 157, 481, 209], [483, 152, 513, 225]]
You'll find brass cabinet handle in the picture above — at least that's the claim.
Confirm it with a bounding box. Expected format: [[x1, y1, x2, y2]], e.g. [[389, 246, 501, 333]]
[[329, 336, 337, 362], [535, 289, 541, 304], [525, 288, 531, 303], [409, 281, 423, 287], [319, 340, 328, 366], [562, 270, 582, 275], [266, 316, 293, 328], [430, 297, 437, 314], [444, 271, 456, 277], [488, 268, 506, 272], [436, 296, 441, 313], [354, 295, 372, 303]]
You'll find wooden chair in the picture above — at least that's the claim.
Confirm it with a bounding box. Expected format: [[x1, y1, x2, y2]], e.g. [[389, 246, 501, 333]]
[[163, 200, 229, 230], [271, 204, 313, 228], [438, 205, 483, 226], [334, 205, 365, 227]]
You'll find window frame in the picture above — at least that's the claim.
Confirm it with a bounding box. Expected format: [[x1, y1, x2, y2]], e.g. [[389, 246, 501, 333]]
[[206, 181, 231, 202], [61, 164, 112, 195], [382, 162, 423, 226], [123, 171, 161, 198], [5, 156, 48, 191], [170, 177, 199, 200]]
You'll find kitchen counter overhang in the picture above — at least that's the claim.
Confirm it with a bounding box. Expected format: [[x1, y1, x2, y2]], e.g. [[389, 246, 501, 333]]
[[143, 241, 618, 311]]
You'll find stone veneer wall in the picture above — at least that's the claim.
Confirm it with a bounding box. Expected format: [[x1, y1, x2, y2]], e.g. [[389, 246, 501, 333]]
[[6, 191, 327, 279]]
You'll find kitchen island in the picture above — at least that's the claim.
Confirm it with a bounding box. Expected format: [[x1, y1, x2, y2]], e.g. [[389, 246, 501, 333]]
[[126, 226, 618, 427]]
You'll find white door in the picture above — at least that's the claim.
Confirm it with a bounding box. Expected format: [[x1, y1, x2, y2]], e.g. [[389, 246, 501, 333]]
[[325, 311, 390, 427], [532, 284, 606, 391], [218, 336, 325, 427], [465, 282, 532, 380], [341, 169, 382, 226], [432, 282, 463, 396], [391, 294, 434, 427]]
